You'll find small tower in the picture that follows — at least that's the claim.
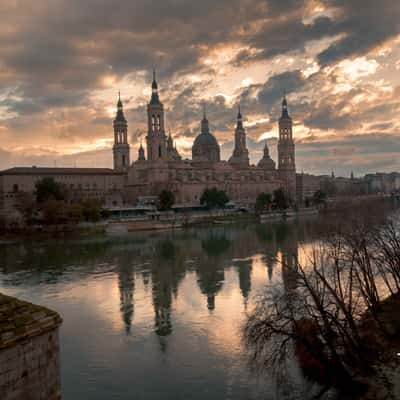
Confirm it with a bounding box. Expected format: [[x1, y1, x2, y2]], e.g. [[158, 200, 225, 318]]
[[113, 92, 130, 171], [257, 140, 276, 171], [277, 92, 296, 200], [229, 105, 249, 167], [146, 69, 167, 162], [138, 141, 145, 161], [166, 130, 181, 161], [167, 131, 173, 152]]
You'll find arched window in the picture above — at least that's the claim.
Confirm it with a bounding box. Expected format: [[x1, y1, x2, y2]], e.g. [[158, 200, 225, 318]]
[[159, 144, 162, 158], [122, 154, 126, 166], [152, 115, 156, 131], [157, 115, 161, 130]]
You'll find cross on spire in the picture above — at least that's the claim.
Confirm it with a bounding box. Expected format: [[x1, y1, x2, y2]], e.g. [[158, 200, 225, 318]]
[[150, 68, 160, 104], [281, 89, 290, 119]]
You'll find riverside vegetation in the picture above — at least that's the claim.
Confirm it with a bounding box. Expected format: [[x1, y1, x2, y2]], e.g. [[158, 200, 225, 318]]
[[244, 204, 400, 399]]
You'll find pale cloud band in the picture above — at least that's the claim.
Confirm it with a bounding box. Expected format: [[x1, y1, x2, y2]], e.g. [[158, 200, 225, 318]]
[[0, 0, 399, 175]]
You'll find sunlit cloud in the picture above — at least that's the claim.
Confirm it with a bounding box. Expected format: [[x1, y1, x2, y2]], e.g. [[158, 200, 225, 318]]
[[0, 0, 398, 173]]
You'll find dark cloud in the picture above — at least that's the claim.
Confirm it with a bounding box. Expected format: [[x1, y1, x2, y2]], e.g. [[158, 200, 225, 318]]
[[246, 16, 338, 62], [258, 70, 306, 106], [318, 0, 400, 65], [0, 0, 398, 174]]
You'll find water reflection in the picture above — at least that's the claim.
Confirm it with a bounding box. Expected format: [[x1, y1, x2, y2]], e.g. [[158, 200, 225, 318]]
[[0, 218, 324, 400], [0, 220, 321, 335]]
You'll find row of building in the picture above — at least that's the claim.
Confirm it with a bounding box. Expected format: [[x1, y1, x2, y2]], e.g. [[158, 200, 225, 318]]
[[0, 72, 398, 213], [0, 72, 296, 211]]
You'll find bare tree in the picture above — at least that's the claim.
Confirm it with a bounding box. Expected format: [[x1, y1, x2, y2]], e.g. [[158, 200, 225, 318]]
[[244, 220, 400, 399]]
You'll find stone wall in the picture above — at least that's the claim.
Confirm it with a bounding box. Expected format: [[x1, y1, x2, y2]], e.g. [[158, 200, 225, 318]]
[[0, 329, 61, 400], [0, 294, 62, 400]]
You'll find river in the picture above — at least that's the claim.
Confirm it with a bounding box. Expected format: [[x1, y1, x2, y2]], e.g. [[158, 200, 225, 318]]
[[0, 217, 326, 400]]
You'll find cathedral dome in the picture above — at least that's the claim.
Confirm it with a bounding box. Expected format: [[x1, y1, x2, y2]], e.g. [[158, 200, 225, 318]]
[[193, 132, 219, 147], [192, 110, 220, 162], [192, 132, 220, 162]]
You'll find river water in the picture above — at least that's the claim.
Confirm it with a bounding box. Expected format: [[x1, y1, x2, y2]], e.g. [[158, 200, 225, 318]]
[[0, 218, 324, 400]]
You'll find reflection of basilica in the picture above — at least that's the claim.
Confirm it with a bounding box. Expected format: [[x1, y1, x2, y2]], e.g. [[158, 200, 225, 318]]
[[151, 240, 186, 338], [0, 220, 315, 338], [234, 259, 252, 302], [278, 224, 299, 293], [117, 254, 135, 334], [112, 224, 301, 336]]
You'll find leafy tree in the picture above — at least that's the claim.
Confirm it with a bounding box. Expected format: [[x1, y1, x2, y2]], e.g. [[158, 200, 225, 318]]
[[321, 179, 337, 196], [200, 187, 229, 209], [35, 177, 66, 203], [255, 192, 272, 214], [158, 190, 175, 211], [312, 190, 327, 205], [100, 208, 111, 219], [68, 203, 84, 223], [82, 200, 102, 222], [42, 200, 67, 225], [273, 188, 288, 210], [15, 192, 37, 224]]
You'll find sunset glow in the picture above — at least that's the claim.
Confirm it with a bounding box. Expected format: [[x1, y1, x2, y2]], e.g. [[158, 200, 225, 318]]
[[0, 0, 399, 176]]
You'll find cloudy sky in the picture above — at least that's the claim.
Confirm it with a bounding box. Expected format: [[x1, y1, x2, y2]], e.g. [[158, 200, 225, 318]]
[[0, 0, 399, 176]]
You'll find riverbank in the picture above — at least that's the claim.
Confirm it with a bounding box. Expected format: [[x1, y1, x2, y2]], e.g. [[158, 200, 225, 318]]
[[357, 293, 400, 400], [0, 212, 258, 241]]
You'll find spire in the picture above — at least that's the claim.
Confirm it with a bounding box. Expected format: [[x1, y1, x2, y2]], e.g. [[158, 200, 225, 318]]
[[115, 91, 126, 121], [280, 89, 290, 120], [263, 140, 269, 157], [150, 68, 160, 105], [167, 129, 173, 147], [236, 104, 243, 130], [138, 139, 145, 161], [201, 104, 209, 134], [152, 68, 157, 89]]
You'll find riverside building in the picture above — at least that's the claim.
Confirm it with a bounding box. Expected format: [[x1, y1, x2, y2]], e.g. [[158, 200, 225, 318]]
[[0, 73, 297, 211]]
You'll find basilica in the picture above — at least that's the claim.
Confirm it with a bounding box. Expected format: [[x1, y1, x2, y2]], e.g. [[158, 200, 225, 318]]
[[0, 72, 296, 211], [117, 72, 296, 205]]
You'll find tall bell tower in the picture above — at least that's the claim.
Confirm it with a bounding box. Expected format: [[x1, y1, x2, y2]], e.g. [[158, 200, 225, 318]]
[[277, 93, 296, 200], [146, 70, 167, 162], [228, 105, 249, 167], [113, 92, 130, 171]]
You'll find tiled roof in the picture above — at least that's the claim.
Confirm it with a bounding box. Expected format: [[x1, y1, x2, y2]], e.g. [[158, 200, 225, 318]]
[[0, 293, 62, 349], [0, 167, 121, 176]]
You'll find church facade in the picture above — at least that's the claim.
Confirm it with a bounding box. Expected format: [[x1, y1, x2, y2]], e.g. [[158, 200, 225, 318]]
[[123, 73, 296, 205], [0, 73, 296, 211]]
